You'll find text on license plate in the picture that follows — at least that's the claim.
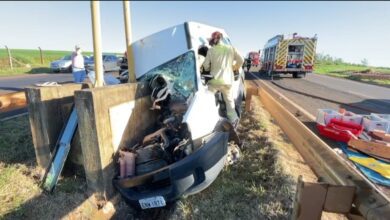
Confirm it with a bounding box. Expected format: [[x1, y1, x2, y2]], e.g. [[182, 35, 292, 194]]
[[139, 196, 166, 209]]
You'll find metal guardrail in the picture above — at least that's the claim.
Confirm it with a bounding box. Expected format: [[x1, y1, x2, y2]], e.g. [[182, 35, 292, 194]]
[[0, 91, 27, 113], [245, 75, 390, 220]]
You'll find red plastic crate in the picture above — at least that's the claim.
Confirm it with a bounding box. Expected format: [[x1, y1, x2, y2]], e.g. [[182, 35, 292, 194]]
[[317, 118, 363, 142]]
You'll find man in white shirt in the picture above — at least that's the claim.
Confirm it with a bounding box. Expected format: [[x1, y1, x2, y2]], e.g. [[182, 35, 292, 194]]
[[202, 31, 244, 125], [71, 45, 86, 83]]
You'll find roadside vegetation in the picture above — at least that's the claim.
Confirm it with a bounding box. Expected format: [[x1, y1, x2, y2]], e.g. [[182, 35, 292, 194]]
[[0, 49, 118, 76], [314, 53, 390, 87], [0, 99, 344, 219]]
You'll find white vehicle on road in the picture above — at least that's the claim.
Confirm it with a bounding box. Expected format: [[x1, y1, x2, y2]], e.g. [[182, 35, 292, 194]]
[[85, 54, 120, 72], [50, 55, 90, 73], [50, 55, 73, 73]]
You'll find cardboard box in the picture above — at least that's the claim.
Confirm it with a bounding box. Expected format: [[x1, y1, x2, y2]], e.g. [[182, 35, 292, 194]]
[[316, 109, 342, 125], [362, 115, 389, 133]]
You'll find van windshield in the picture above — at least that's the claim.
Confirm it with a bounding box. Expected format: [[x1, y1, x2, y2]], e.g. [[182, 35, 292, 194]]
[[140, 51, 197, 102]]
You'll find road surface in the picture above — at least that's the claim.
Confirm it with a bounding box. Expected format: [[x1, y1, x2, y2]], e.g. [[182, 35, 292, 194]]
[[0, 73, 73, 94], [248, 73, 390, 115], [0, 72, 120, 95], [305, 73, 390, 103]]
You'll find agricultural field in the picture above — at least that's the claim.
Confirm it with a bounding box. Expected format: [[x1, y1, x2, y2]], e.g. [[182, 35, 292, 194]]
[[0, 49, 120, 76], [314, 57, 390, 87]]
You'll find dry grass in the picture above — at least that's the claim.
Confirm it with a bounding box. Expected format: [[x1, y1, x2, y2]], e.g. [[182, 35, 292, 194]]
[[152, 98, 321, 219], [0, 116, 90, 219], [0, 100, 347, 219]]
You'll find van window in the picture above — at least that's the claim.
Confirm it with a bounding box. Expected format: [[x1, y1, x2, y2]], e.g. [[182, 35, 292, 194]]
[[226, 37, 232, 45], [140, 51, 197, 102], [221, 37, 231, 46], [199, 37, 207, 45]]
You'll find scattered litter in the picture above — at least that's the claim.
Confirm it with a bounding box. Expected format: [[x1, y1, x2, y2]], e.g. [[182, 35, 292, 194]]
[[225, 142, 241, 166], [35, 82, 61, 87], [316, 108, 390, 187]]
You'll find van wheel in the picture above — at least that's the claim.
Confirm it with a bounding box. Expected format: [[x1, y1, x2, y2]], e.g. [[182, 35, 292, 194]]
[[293, 72, 298, 78]]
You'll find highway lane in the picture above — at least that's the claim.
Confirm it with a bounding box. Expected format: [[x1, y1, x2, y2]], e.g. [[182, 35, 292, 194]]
[[0, 73, 73, 94], [0, 71, 120, 95], [305, 73, 390, 104], [249, 73, 390, 115]]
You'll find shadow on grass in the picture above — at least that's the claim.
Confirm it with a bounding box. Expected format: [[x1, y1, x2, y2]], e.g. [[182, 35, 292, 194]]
[[2, 101, 296, 219], [141, 103, 298, 220], [27, 67, 52, 74]]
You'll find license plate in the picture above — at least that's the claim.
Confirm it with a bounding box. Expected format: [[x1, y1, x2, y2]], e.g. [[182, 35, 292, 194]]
[[139, 196, 166, 209]]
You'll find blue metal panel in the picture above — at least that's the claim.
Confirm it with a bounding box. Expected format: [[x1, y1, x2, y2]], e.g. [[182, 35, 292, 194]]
[[43, 107, 78, 192]]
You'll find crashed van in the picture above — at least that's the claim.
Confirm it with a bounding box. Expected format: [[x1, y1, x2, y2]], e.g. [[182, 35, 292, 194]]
[[113, 21, 246, 209]]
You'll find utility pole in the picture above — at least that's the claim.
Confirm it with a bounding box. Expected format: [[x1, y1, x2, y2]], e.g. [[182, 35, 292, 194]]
[[123, 0, 136, 83], [38, 47, 44, 64], [5, 46, 13, 70], [91, 1, 104, 87]]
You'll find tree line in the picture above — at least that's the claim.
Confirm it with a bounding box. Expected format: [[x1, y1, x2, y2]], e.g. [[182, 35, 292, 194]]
[[315, 53, 369, 67]]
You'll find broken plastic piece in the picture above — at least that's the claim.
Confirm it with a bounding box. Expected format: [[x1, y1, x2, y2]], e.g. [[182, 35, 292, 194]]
[[119, 150, 136, 178]]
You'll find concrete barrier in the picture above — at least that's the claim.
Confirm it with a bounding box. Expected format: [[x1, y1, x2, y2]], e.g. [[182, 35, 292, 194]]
[[74, 82, 156, 203], [26, 84, 89, 172]]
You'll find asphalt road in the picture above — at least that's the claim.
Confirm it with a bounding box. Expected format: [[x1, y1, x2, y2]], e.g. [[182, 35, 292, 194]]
[[0, 73, 73, 94], [0, 71, 120, 95], [249, 72, 390, 115], [305, 73, 390, 103]]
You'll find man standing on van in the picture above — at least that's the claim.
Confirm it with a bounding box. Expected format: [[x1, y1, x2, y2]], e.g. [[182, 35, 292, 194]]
[[202, 31, 244, 126], [71, 45, 86, 83]]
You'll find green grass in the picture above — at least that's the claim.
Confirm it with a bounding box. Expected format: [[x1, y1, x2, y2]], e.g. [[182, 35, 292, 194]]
[[0, 100, 305, 219], [0, 49, 121, 76], [315, 63, 390, 75], [314, 63, 390, 87], [0, 115, 88, 219], [166, 99, 297, 219]]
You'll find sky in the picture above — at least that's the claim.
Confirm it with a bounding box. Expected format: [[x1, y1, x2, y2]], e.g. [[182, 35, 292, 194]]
[[1, 1, 390, 67]]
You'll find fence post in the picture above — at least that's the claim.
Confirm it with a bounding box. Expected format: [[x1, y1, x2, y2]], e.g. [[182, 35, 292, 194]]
[[5, 45, 13, 70], [38, 47, 44, 64]]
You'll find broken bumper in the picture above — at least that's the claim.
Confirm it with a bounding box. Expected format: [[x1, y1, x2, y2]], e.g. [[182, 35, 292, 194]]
[[113, 131, 229, 208]]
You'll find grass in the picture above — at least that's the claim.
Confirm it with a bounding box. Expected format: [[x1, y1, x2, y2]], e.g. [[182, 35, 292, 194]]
[[0, 100, 345, 219], [314, 63, 390, 87], [0, 115, 89, 219], [163, 98, 320, 219], [0, 49, 121, 76], [315, 63, 390, 75]]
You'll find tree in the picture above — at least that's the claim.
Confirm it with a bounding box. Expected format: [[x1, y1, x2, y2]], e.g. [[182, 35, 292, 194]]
[[361, 58, 369, 66]]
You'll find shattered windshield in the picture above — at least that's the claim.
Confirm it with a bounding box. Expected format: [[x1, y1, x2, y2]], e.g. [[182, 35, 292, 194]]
[[140, 51, 197, 102]]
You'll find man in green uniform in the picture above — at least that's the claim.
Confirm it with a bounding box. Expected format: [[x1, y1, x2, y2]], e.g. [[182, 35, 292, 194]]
[[202, 31, 244, 125]]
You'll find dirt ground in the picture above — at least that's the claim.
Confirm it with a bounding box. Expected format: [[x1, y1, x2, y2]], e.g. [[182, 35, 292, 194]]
[[0, 98, 346, 219]]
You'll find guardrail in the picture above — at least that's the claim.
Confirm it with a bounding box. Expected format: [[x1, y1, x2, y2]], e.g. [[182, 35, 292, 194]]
[[245, 76, 390, 220], [0, 91, 27, 113]]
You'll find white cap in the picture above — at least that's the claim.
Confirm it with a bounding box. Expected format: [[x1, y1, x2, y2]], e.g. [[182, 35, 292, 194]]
[[75, 45, 81, 50]]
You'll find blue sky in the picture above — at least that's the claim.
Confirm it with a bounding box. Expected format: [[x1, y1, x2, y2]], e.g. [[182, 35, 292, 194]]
[[1, 1, 390, 67]]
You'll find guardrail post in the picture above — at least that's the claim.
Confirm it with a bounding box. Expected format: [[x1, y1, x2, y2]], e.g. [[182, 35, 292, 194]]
[[292, 175, 356, 220], [38, 47, 44, 64], [5, 45, 13, 70]]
